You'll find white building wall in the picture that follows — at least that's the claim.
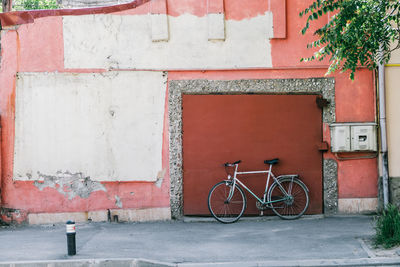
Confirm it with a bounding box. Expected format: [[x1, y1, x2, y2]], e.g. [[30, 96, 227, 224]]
[[63, 13, 273, 70], [14, 71, 166, 182]]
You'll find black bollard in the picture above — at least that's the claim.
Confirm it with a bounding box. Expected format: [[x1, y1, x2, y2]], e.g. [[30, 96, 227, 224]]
[[66, 221, 76, 256]]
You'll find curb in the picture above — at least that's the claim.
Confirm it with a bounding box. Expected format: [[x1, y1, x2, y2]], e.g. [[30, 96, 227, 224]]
[[1, 257, 400, 267], [0, 258, 174, 267], [183, 214, 325, 223], [178, 258, 400, 267]]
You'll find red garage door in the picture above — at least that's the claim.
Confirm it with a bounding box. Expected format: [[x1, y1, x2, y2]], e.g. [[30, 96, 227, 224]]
[[182, 94, 323, 215]]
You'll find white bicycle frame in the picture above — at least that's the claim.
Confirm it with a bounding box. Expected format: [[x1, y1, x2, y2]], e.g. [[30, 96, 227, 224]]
[[226, 163, 295, 205]]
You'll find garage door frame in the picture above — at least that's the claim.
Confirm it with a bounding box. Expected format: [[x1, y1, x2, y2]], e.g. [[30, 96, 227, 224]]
[[168, 78, 337, 219]]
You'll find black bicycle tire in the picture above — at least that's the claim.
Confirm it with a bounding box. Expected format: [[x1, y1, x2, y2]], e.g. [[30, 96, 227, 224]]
[[207, 181, 247, 223], [268, 178, 309, 220]]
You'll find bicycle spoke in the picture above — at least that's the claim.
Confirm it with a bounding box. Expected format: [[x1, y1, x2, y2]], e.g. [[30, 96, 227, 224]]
[[268, 179, 309, 219], [208, 181, 246, 223]]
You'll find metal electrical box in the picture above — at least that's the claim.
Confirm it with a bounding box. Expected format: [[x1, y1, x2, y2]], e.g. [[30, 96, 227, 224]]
[[330, 123, 377, 152], [330, 124, 351, 152]]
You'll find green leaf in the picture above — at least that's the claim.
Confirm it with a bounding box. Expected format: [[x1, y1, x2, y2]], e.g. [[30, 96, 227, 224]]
[[299, 0, 400, 80], [13, 0, 59, 10]]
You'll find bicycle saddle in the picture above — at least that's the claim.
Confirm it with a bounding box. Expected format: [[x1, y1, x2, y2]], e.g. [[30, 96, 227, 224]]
[[264, 158, 279, 165], [224, 160, 241, 166]]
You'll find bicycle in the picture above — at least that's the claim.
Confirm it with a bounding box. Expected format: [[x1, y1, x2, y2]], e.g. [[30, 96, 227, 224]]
[[207, 159, 309, 223]]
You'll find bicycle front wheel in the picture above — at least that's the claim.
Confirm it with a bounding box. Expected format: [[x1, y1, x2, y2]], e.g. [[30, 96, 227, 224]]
[[268, 178, 309, 220], [208, 181, 246, 223]]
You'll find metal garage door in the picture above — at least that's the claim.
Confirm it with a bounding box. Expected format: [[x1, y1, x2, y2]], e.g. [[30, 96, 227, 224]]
[[182, 94, 323, 215]]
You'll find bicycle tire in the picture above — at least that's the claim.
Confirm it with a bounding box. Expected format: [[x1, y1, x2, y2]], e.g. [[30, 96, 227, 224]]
[[268, 178, 309, 220], [208, 181, 247, 223]]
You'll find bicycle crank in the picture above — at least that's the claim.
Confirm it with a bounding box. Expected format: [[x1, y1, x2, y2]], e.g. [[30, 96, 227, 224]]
[[256, 201, 269, 210]]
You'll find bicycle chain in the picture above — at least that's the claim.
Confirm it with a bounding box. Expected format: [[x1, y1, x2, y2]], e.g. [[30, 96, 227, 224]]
[[256, 201, 269, 210]]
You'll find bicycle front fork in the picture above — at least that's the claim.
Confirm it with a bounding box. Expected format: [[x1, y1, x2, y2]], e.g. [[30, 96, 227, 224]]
[[226, 175, 235, 203]]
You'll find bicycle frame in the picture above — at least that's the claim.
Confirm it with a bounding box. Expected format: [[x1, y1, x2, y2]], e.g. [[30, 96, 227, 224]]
[[227, 163, 292, 205]]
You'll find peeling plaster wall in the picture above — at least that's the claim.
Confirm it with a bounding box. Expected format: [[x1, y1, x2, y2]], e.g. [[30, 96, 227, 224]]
[[14, 71, 166, 182], [63, 13, 273, 70], [33, 171, 106, 200]]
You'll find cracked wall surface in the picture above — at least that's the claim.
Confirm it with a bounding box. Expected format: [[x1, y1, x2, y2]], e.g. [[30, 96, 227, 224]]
[[168, 78, 336, 218], [34, 171, 106, 200]]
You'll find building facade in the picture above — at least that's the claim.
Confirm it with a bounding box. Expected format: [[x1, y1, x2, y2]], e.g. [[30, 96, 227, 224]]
[[0, 0, 378, 224]]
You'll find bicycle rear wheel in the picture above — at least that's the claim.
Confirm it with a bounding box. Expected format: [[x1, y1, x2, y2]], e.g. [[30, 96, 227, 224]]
[[208, 181, 246, 223], [268, 178, 309, 220]]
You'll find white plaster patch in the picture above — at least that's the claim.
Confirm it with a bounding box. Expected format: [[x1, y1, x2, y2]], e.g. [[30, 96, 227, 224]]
[[14, 71, 166, 182], [208, 13, 225, 41], [151, 13, 169, 42], [63, 13, 273, 69]]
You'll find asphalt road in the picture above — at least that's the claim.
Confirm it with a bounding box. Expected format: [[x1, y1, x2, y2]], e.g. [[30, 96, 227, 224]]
[[0, 215, 399, 266]]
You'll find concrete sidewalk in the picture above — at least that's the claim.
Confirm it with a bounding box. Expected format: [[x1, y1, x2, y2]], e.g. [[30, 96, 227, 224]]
[[0, 215, 400, 266]]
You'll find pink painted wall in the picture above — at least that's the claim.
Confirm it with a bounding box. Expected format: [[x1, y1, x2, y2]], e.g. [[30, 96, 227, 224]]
[[0, 22, 170, 223], [0, 0, 378, 222]]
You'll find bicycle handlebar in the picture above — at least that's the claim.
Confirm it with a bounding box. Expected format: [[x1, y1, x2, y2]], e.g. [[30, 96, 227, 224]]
[[224, 160, 241, 167]]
